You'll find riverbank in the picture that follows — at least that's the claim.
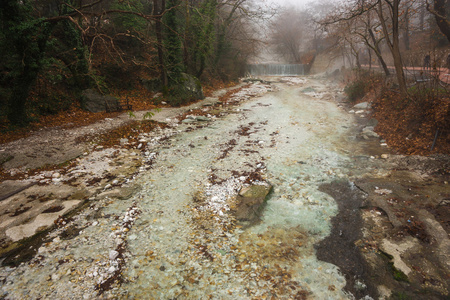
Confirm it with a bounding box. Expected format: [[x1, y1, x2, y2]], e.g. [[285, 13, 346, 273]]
[[0, 75, 448, 299]]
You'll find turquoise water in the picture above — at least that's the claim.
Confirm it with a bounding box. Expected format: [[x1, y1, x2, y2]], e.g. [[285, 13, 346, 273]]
[[1, 78, 376, 299]]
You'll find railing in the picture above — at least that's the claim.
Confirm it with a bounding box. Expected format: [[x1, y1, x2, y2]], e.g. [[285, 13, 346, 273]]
[[247, 64, 304, 76]]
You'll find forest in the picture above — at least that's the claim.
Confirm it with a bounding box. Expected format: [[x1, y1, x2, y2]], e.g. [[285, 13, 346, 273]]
[[0, 0, 449, 155]]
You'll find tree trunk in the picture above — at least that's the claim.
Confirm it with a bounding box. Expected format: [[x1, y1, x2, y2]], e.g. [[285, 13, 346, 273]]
[[404, 7, 410, 50], [153, 0, 168, 88], [378, 0, 408, 97], [1, 0, 53, 125], [433, 0, 450, 42], [368, 28, 391, 76]]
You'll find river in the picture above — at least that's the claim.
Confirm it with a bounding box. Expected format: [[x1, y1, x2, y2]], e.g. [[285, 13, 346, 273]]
[[1, 76, 388, 299]]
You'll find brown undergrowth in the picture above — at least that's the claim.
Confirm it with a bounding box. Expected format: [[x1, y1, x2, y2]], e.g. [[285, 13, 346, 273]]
[[0, 79, 235, 146], [371, 85, 450, 155], [343, 69, 449, 155]]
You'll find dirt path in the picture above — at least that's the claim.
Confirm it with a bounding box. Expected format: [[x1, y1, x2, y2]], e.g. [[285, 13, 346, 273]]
[[0, 76, 448, 299]]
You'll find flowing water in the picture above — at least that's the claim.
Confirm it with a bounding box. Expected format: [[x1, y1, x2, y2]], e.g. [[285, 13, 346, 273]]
[[247, 65, 304, 76], [0, 77, 386, 299]]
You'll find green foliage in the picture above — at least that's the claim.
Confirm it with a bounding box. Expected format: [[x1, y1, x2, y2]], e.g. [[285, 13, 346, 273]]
[[163, 0, 184, 84], [388, 262, 409, 282], [111, 0, 146, 33], [143, 111, 155, 120], [0, 0, 55, 125], [187, 0, 217, 77], [166, 85, 194, 107], [344, 79, 368, 103], [344, 71, 384, 103], [128, 111, 136, 118], [35, 93, 72, 116]]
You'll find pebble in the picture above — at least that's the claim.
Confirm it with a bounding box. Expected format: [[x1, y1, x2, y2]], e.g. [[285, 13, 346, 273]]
[[109, 250, 119, 260], [51, 273, 60, 281], [381, 154, 389, 159], [52, 172, 61, 178]]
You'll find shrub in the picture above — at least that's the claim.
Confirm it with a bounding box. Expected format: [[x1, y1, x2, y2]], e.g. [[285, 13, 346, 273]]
[[344, 79, 367, 103], [344, 71, 384, 103]]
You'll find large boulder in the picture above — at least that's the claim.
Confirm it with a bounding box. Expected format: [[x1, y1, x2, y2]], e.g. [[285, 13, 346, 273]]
[[233, 184, 272, 225], [167, 73, 204, 106], [81, 89, 120, 113], [180, 73, 204, 100]]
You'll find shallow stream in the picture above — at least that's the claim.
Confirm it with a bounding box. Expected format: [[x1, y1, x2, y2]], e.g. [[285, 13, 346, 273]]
[[1, 77, 388, 299]]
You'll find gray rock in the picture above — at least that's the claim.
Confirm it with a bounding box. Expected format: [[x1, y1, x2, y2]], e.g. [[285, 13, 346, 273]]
[[195, 116, 211, 122], [81, 89, 120, 113], [302, 87, 315, 93], [362, 126, 379, 138], [234, 184, 272, 224], [181, 119, 196, 124], [109, 250, 119, 260], [176, 73, 204, 101], [353, 102, 371, 110]]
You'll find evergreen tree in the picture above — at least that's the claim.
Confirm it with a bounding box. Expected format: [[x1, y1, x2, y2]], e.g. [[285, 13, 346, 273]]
[[0, 0, 54, 125], [163, 0, 184, 85]]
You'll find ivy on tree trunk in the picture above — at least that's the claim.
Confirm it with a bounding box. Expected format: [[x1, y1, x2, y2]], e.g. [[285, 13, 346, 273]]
[[0, 0, 54, 126]]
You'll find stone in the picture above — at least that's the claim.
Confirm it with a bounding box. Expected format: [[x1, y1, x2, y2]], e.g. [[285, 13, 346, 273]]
[[109, 250, 119, 260], [171, 73, 204, 104], [5, 200, 81, 242], [301, 87, 315, 93], [195, 116, 211, 122], [81, 89, 120, 113], [361, 126, 379, 138], [234, 184, 272, 224], [353, 102, 371, 110]]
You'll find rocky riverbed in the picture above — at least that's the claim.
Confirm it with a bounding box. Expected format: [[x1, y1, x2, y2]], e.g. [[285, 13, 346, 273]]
[[0, 76, 448, 299]]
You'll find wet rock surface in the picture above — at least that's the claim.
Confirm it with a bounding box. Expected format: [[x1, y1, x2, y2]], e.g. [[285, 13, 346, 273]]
[[315, 180, 378, 299], [354, 156, 450, 300], [0, 76, 448, 299], [234, 183, 272, 225]]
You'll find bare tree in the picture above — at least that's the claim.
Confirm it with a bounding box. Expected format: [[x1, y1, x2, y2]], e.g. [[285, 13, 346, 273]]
[[377, 0, 408, 97], [270, 8, 309, 63]]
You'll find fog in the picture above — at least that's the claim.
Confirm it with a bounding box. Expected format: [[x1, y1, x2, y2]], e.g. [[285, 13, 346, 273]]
[[267, 0, 312, 8]]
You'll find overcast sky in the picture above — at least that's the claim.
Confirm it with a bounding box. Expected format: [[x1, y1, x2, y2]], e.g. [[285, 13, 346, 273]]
[[267, 0, 312, 9]]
